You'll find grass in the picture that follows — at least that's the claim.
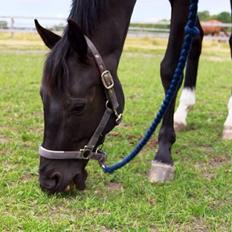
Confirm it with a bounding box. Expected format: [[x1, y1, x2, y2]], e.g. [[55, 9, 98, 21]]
[[0, 34, 232, 231]]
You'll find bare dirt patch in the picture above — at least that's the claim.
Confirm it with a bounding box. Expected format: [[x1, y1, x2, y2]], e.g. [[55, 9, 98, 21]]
[[147, 138, 158, 149], [195, 155, 230, 180], [0, 135, 9, 144], [107, 182, 123, 192], [100, 227, 116, 232], [171, 219, 209, 232], [208, 156, 230, 167], [206, 56, 230, 62]]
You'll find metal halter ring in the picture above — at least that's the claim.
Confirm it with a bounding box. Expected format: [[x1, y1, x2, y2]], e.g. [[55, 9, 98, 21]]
[[80, 145, 94, 159], [115, 112, 122, 125], [105, 100, 122, 125]]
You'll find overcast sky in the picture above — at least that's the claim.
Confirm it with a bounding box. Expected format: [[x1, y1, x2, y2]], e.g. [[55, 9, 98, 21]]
[[0, 0, 230, 22]]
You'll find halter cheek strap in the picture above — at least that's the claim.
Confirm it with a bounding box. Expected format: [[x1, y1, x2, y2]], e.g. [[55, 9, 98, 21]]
[[85, 36, 122, 123], [39, 35, 123, 166]]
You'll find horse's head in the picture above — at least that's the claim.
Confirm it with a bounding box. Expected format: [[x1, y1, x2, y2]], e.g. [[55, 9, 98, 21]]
[[35, 20, 124, 193]]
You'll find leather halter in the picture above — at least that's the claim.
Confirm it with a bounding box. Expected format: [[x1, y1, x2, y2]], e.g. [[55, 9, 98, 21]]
[[39, 36, 122, 166]]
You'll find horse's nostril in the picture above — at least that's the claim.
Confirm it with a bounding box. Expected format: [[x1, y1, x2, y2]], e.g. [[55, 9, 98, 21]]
[[73, 175, 85, 190], [73, 170, 88, 191], [40, 172, 63, 193], [51, 172, 62, 186]]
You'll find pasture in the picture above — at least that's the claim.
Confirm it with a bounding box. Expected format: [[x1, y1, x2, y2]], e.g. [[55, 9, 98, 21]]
[[0, 36, 232, 231]]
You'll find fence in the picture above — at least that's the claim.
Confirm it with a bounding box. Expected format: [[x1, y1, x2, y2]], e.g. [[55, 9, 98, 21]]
[[0, 16, 231, 41]]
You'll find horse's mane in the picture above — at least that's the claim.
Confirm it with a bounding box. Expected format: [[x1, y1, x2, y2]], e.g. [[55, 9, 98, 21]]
[[43, 0, 107, 92], [69, 0, 107, 35], [43, 39, 70, 92]]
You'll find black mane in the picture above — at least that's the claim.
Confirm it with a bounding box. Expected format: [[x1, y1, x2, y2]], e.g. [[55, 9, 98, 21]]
[[69, 0, 107, 35], [43, 38, 70, 92], [43, 0, 108, 91]]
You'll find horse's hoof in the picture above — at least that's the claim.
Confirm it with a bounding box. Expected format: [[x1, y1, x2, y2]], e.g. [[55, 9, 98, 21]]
[[222, 127, 232, 140], [148, 161, 175, 183], [174, 121, 186, 131]]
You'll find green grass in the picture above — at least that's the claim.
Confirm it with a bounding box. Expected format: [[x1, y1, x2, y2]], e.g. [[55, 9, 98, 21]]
[[0, 40, 232, 231]]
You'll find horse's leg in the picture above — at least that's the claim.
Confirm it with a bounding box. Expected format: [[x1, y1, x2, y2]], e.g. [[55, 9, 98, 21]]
[[148, 0, 189, 183], [222, 1, 232, 140], [230, 34, 232, 59], [223, 96, 232, 139], [174, 18, 204, 130]]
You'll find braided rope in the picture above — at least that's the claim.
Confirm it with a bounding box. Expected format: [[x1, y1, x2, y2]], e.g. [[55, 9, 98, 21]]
[[103, 0, 199, 174]]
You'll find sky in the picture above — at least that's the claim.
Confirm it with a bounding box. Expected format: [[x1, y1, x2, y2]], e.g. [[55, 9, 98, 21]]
[[0, 0, 231, 23]]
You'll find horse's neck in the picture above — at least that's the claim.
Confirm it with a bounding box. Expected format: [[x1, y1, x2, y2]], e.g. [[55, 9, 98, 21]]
[[73, 0, 136, 67], [96, 0, 136, 66]]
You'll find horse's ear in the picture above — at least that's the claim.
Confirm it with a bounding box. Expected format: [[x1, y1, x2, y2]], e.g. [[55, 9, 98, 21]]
[[67, 19, 87, 57], [34, 19, 61, 49]]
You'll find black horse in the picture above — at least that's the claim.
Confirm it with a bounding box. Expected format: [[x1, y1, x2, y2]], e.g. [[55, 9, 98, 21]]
[[36, 0, 232, 193]]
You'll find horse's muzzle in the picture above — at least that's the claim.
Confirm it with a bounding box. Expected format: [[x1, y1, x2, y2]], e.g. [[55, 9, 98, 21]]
[[39, 169, 88, 193]]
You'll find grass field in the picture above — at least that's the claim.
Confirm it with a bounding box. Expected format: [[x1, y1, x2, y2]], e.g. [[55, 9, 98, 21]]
[[0, 35, 232, 231]]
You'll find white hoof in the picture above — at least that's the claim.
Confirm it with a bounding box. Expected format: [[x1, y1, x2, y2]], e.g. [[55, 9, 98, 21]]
[[174, 121, 186, 131], [148, 161, 175, 183], [222, 126, 232, 140]]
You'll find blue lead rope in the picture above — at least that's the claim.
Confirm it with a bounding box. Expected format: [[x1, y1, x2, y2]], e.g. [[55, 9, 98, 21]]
[[103, 0, 199, 174]]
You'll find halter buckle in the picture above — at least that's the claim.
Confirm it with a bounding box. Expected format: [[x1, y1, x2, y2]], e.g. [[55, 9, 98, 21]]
[[101, 70, 114, 90]]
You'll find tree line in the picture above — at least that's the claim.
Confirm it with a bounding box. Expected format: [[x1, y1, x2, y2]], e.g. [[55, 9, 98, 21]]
[[198, 11, 231, 23], [130, 11, 231, 30]]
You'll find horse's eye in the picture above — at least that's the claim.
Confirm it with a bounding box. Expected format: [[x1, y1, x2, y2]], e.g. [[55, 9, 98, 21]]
[[68, 98, 87, 115], [70, 102, 86, 115]]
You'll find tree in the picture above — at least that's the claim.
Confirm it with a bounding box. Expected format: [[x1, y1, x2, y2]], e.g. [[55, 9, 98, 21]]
[[198, 11, 210, 21], [198, 10, 231, 23], [216, 12, 231, 23], [52, 23, 65, 31], [0, 21, 8, 29]]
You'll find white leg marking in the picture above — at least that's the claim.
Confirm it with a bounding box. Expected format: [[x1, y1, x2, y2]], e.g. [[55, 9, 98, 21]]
[[174, 88, 196, 130], [223, 96, 232, 140]]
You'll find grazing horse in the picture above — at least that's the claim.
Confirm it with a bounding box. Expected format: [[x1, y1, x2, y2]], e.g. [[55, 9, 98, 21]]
[[36, 0, 232, 193], [201, 20, 229, 37], [36, 0, 136, 193]]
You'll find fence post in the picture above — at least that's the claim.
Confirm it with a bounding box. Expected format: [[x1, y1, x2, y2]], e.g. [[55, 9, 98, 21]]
[[10, 17, 14, 38]]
